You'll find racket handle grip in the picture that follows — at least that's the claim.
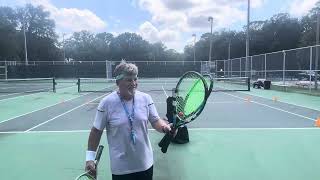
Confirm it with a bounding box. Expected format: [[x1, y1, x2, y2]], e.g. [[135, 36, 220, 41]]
[[158, 133, 168, 148], [159, 132, 173, 153], [158, 128, 175, 148]]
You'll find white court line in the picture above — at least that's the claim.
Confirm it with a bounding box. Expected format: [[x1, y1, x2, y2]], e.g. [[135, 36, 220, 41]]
[[206, 101, 245, 104], [162, 85, 168, 98], [223, 92, 316, 121], [241, 91, 320, 112], [0, 84, 115, 125], [0, 85, 76, 102], [0, 87, 52, 98], [1, 127, 320, 134], [25, 93, 109, 132], [0, 92, 90, 125], [85, 101, 168, 105], [153, 101, 242, 104]]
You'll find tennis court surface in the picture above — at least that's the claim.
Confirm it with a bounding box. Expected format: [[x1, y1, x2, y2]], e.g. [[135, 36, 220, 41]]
[[0, 78, 320, 180]]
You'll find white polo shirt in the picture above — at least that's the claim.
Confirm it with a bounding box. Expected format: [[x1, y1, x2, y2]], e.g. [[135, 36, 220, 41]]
[[93, 90, 160, 175]]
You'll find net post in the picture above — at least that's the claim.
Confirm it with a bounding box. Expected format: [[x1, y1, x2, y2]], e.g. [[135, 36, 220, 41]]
[[5, 60, 7, 80], [264, 54, 267, 79], [248, 77, 250, 91], [282, 50, 286, 85], [309, 47, 313, 92], [53, 77, 56, 93], [77, 78, 80, 93]]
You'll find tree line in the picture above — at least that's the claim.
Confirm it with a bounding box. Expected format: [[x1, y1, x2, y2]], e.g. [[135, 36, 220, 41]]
[[1, 2, 320, 64]]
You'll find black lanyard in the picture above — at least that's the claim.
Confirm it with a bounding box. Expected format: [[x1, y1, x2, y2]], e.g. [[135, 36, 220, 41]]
[[119, 94, 136, 145]]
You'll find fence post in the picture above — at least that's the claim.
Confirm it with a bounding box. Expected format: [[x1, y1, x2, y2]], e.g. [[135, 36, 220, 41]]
[[5, 59, 8, 79], [264, 54, 267, 79], [316, 45, 319, 90], [231, 59, 233, 77], [239, 58, 242, 77], [224, 60, 226, 77], [309, 46, 313, 92], [250, 56, 252, 79], [282, 50, 286, 85]]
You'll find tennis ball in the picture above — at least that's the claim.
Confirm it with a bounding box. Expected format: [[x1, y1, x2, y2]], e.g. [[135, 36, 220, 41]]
[[178, 111, 184, 117]]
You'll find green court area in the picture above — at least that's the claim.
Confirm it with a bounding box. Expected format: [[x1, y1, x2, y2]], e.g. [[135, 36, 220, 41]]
[[0, 129, 319, 180], [244, 88, 320, 111], [0, 77, 320, 180], [0, 84, 80, 123]]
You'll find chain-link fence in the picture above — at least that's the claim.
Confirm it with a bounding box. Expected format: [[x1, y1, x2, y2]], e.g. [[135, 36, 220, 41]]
[[1, 60, 209, 79], [220, 45, 320, 95]]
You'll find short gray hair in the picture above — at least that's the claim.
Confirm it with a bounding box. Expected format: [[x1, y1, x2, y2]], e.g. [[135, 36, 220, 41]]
[[114, 60, 138, 80]]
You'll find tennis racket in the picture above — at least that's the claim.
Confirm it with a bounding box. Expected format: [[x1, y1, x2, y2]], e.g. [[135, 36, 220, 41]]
[[158, 71, 210, 153], [75, 145, 104, 180]]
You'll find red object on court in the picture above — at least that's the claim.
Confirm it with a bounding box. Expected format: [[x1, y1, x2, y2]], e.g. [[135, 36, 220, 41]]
[[315, 118, 320, 127]]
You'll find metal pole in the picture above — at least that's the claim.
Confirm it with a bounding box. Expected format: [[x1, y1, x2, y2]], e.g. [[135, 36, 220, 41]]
[[310, 47, 313, 92], [228, 41, 231, 60], [192, 34, 196, 63], [315, 13, 319, 90], [106, 60, 108, 79], [208, 17, 213, 62], [282, 51, 286, 85], [62, 33, 66, 61], [231, 59, 233, 77], [246, 0, 250, 77], [264, 54, 267, 79], [228, 38, 231, 77], [240, 58, 242, 77], [224, 60, 226, 77], [250, 56, 252, 80], [23, 26, 28, 65], [194, 43, 196, 64], [4, 60, 7, 80]]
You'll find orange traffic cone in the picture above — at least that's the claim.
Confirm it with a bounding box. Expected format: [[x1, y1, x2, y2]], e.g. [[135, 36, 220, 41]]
[[315, 117, 320, 127]]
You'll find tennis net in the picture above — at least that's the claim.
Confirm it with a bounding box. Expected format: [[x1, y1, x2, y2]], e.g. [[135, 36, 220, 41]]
[[77, 78, 178, 93], [0, 78, 56, 93], [212, 77, 250, 91], [77, 76, 250, 93]]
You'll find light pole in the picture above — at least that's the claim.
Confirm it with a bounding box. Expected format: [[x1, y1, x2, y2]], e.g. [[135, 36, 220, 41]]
[[246, 0, 250, 77], [62, 33, 66, 61], [208, 16, 213, 62], [228, 37, 231, 77], [23, 22, 28, 65], [192, 34, 196, 63], [316, 13, 319, 90]]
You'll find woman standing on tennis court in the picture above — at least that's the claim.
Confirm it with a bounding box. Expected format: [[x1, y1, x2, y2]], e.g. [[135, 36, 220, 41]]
[[85, 60, 173, 180]]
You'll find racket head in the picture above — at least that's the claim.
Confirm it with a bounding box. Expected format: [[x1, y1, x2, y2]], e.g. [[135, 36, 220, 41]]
[[158, 71, 208, 153], [175, 71, 208, 126], [75, 172, 96, 180]]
